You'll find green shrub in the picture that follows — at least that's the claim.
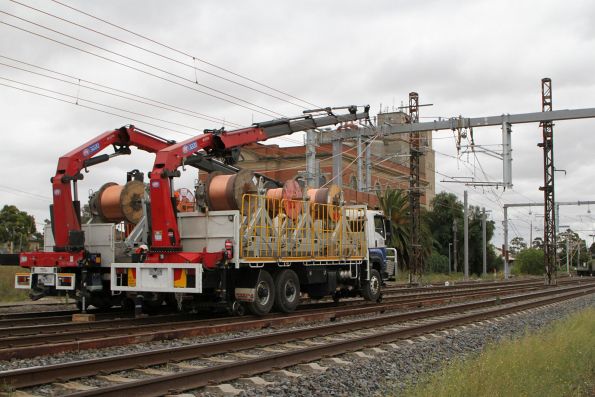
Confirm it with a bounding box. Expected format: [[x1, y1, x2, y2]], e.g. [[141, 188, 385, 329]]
[[427, 252, 449, 274], [515, 248, 545, 275]]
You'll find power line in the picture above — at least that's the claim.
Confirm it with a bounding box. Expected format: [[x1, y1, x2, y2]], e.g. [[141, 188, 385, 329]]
[[47, 0, 320, 109], [0, 56, 242, 127], [8, 0, 311, 110], [0, 17, 282, 118], [0, 76, 204, 133], [0, 185, 51, 202], [0, 80, 194, 136]]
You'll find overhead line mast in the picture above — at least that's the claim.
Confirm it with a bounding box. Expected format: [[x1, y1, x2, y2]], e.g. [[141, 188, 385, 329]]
[[408, 92, 423, 285], [539, 78, 556, 285]]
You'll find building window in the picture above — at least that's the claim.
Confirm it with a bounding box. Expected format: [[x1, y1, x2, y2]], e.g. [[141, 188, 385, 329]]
[[350, 175, 357, 189]]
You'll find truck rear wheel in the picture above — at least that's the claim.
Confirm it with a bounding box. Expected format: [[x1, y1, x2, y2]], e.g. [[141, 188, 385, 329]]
[[273, 269, 300, 313], [247, 270, 275, 316], [362, 269, 381, 302]]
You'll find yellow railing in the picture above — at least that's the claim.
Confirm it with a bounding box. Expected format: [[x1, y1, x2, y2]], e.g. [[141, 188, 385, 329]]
[[240, 194, 366, 261]]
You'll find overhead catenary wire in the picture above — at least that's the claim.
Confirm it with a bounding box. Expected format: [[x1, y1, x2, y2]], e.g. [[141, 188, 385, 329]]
[[0, 76, 204, 133], [0, 57, 242, 128], [0, 81, 194, 136], [0, 184, 51, 201], [0, 17, 282, 119], [0, 56, 328, 149], [7, 0, 311, 110], [47, 0, 320, 109]]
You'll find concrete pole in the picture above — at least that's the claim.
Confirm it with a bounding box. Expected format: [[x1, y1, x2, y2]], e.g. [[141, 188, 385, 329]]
[[448, 243, 452, 274], [332, 139, 343, 188], [453, 219, 458, 273], [306, 129, 317, 188], [482, 207, 487, 277], [503, 206, 509, 279], [357, 133, 363, 191], [464, 190, 469, 279], [566, 239, 570, 275], [365, 141, 371, 192]]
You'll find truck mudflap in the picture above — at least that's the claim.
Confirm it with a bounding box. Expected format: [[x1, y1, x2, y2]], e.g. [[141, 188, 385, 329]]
[[110, 263, 203, 293], [234, 288, 256, 302]]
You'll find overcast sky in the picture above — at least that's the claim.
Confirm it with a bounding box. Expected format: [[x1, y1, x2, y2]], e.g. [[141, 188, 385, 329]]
[[1, 0, 594, 249]]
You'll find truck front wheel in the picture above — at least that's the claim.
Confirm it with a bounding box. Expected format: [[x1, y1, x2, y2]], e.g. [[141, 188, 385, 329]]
[[247, 270, 275, 316], [273, 269, 300, 313], [362, 269, 381, 302]]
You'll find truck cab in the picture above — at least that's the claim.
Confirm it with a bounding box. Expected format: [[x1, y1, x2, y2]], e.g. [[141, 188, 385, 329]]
[[366, 210, 397, 280]]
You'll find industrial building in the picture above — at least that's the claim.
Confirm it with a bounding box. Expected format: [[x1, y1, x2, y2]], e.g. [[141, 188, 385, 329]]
[[233, 110, 435, 208]]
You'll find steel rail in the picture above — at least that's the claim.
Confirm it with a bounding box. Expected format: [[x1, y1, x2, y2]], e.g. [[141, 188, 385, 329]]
[[63, 286, 595, 396], [0, 281, 545, 336], [2, 283, 593, 389], [0, 281, 560, 352]]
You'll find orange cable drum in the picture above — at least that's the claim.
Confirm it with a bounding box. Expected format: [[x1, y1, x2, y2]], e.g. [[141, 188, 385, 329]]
[[266, 179, 302, 220], [307, 184, 342, 221], [91, 180, 145, 224], [206, 170, 256, 211]]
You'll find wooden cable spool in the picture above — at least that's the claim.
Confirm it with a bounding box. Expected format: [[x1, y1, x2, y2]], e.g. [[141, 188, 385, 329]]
[[91, 180, 145, 224], [205, 170, 257, 211], [307, 184, 342, 221]]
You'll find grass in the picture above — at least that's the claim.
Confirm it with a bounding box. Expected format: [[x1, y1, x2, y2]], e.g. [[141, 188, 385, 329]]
[[0, 266, 29, 302], [401, 307, 595, 397]]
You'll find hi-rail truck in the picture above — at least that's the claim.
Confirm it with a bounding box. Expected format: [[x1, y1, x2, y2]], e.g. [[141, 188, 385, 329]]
[[16, 106, 396, 315]]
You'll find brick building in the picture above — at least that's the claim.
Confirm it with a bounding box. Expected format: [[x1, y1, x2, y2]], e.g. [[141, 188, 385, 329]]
[[231, 111, 435, 209]]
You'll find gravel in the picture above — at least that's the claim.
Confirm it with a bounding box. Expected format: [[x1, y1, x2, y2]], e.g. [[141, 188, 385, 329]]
[[2, 291, 593, 397], [216, 294, 595, 397]]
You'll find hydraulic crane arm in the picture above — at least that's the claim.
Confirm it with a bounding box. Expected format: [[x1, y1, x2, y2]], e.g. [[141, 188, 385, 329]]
[[148, 105, 370, 250], [51, 125, 175, 251]]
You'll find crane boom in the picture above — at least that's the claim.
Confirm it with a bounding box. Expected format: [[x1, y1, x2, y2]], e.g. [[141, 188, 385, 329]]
[[148, 106, 370, 252], [50, 125, 174, 252]]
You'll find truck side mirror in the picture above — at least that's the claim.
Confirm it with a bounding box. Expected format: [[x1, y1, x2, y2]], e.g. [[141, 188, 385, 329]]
[[383, 219, 392, 241]]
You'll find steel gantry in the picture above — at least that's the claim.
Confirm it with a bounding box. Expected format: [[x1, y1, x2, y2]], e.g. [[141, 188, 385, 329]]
[[502, 200, 595, 279], [319, 81, 595, 283]]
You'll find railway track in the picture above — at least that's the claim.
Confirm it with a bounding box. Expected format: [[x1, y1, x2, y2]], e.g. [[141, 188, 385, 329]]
[[0, 279, 574, 360], [0, 277, 570, 329], [0, 276, 550, 322], [0, 281, 545, 331], [2, 282, 592, 396]]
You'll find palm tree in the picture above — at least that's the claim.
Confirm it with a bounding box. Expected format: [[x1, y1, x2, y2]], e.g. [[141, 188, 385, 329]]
[[377, 188, 410, 270]]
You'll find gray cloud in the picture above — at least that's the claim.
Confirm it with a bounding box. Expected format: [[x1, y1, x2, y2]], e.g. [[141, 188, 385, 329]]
[[1, 0, 594, 244]]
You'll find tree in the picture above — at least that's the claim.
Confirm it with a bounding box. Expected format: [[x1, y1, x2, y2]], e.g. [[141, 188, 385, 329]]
[[466, 205, 496, 275], [0, 205, 37, 253], [427, 192, 463, 269], [427, 252, 449, 273], [427, 193, 498, 275], [509, 236, 527, 255], [377, 188, 410, 270], [515, 248, 544, 275], [532, 237, 544, 249], [558, 229, 589, 269]]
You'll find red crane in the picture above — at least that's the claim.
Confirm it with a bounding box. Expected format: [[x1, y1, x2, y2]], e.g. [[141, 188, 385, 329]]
[[145, 106, 370, 264], [21, 125, 174, 268]]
